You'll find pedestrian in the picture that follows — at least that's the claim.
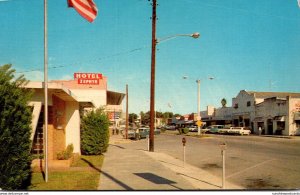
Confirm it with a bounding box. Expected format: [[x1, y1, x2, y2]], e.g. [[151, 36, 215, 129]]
[[258, 126, 262, 136]]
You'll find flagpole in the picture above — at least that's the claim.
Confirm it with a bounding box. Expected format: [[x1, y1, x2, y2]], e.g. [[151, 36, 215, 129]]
[[44, 0, 49, 183]]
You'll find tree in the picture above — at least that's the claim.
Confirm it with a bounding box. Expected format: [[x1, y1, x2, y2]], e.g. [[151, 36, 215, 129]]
[[221, 98, 227, 107], [81, 108, 110, 155], [155, 111, 163, 118], [129, 113, 138, 124], [163, 112, 173, 119], [140, 111, 150, 125], [174, 113, 182, 118], [0, 64, 33, 190]]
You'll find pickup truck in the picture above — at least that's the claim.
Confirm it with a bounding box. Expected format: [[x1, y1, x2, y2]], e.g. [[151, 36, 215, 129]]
[[219, 127, 251, 135]]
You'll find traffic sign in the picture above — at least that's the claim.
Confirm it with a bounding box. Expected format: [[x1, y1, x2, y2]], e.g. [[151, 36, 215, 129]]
[[196, 120, 202, 127]]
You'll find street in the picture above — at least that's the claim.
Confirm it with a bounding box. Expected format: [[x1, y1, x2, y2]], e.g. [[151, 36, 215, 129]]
[[124, 133, 300, 189]]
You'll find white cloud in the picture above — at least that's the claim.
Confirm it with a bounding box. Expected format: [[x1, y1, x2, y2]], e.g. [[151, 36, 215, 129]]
[[23, 71, 44, 81], [60, 74, 73, 80]]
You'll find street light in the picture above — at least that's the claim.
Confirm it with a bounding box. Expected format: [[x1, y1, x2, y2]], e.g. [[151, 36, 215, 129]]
[[149, 0, 199, 152], [183, 76, 214, 136], [157, 32, 200, 44]]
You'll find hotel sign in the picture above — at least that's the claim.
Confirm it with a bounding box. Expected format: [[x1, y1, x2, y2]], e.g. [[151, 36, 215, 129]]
[[74, 73, 102, 85]]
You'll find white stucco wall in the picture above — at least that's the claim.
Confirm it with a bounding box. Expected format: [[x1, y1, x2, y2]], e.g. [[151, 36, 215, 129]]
[[287, 97, 300, 135], [215, 107, 234, 120], [65, 101, 81, 154], [69, 89, 106, 108], [232, 91, 253, 112], [30, 89, 53, 106]]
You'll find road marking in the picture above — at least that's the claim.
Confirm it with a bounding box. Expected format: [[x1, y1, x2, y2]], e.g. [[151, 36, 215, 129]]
[[226, 159, 276, 179]]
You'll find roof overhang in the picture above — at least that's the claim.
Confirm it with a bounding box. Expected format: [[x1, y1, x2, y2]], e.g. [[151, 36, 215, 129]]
[[107, 91, 125, 105], [25, 81, 95, 107]]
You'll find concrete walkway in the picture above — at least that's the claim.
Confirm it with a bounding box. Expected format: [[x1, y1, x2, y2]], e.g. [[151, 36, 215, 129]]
[[98, 134, 242, 190]]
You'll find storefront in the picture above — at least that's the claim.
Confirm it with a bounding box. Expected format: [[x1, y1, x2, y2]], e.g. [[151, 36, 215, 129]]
[[253, 96, 300, 136]]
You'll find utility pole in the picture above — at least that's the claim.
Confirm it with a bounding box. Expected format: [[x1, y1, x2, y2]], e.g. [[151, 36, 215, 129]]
[[125, 84, 129, 139], [149, 0, 157, 152], [196, 79, 201, 136]]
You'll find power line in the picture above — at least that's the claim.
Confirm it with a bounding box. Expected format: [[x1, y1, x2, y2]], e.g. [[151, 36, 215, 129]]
[[15, 44, 149, 74]]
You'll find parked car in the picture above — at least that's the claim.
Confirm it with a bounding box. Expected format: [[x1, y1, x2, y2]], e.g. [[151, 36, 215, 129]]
[[154, 128, 161, 135], [127, 129, 137, 139], [188, 126, 198, 132], [220, 127, 251, 135], [203, 125, 225, 134], [165, 125, 176, 130], [137, 128, 150, 139]]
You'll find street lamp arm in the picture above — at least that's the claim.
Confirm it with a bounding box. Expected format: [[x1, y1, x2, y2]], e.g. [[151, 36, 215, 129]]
[[157, 32, 200, 44], [183, 75, 215, 81]]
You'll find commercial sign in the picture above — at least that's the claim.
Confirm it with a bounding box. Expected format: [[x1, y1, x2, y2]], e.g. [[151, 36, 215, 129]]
[[295, 101, 300, 111], [74, 73, 102, 85]]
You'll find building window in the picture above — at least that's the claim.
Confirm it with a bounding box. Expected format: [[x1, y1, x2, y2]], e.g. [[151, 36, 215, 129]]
[[296, 120, 300, 129], [234, 103, 238, 109], [247, 101, 251, 107]]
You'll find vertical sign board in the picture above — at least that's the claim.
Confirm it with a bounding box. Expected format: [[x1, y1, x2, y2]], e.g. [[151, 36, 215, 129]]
[[74, 73, 102, 85]]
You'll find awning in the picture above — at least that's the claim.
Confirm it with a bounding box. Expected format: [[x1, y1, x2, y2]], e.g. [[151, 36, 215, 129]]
[[274, 116, 285, 121], [253, 117, 264, 122], [294, 112, 300, 120], [107, 91, 125, 105], [176, 120, 194, 125]]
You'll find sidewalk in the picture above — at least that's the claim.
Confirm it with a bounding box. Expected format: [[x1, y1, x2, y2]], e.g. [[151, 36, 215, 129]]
[[98, 134, 242, 190]]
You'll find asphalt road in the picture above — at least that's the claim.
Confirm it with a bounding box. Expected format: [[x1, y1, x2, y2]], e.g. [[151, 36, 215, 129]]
[[125, 133, 300, 190]]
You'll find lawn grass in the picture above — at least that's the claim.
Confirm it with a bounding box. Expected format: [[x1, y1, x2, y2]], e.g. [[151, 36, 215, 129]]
[[29, 155, 104, 190], [29, 171, 99, 190], [71, 155, 104, 167]]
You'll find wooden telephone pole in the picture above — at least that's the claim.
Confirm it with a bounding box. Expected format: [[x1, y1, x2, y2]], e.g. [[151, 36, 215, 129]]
[[149, 0, 157, 152]]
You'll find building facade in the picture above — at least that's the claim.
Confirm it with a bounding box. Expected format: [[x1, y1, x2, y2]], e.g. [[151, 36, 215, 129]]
[[200, 90, 300, 136]]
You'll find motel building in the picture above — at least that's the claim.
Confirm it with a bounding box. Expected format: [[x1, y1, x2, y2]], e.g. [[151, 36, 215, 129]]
[[25, 73, 125, 163]]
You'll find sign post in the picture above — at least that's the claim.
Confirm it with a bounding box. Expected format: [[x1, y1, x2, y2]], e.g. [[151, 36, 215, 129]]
[[219, 143, 227, 189], [182, 137, 186, 167]]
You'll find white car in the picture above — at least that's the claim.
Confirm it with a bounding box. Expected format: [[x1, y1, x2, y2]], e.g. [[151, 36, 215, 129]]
[[188, 126, 198, 132], [224, 127, 251, 135]]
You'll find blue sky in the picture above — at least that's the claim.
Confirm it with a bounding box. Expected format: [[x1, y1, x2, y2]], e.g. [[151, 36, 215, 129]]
[[0, 0, 299, 114]]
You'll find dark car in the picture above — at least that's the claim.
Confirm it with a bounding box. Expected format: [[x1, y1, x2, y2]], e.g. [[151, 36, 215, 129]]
[[137, 128, 149, 139]]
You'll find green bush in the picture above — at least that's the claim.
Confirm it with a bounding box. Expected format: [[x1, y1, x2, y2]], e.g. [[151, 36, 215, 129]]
[[161, 128, 166, 133], [0, 64, 33, 190], [57, 144, 74, 160], [178, 128, 189, 134], [81, 108, 110, 155], [183, 128, 189, 134]]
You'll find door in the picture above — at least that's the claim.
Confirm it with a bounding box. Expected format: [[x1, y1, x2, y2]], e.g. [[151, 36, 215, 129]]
[[267, 119, 273, 135]]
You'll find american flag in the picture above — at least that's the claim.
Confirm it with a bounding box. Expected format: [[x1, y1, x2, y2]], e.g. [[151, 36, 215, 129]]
[[68, 0, 98, 23]]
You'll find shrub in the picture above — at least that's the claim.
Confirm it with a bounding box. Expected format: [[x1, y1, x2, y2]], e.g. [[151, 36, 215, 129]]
[[81, 108, 110, 155], [182, 128, 189, 134], [57, 144, 74, 160], [178, 128, 189, 134], [0, 64, 33, 190]]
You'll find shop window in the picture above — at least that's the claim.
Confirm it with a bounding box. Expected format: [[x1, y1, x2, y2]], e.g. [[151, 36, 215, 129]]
[[296, 120, 300, 129], [234, 103, 238, 109], [247, 101, 251, 107]]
